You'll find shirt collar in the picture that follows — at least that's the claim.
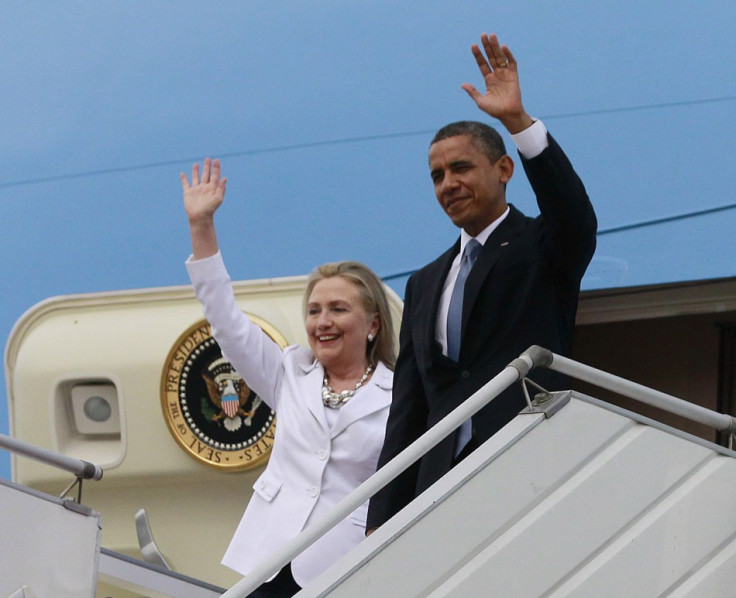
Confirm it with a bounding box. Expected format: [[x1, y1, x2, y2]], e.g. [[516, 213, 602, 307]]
[[459, 205, 510, 254]]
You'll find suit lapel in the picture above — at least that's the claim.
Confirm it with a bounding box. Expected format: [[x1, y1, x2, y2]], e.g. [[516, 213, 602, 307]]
[[424, 240, 460, 351], [299, 360, 329, 431], [330, 362, 393, 438], [461, 206, 525, 338]]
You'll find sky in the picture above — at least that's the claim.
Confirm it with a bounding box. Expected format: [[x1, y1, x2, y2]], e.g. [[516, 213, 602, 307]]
[[2, 1, 735, 480]]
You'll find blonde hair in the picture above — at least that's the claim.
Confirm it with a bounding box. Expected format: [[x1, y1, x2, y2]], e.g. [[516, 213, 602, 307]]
[[304, 261, 396, 370]]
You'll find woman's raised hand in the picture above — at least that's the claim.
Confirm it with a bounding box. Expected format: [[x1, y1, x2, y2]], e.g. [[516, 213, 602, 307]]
[[181, 157, 227, 259], [181, 157, 227, 225]]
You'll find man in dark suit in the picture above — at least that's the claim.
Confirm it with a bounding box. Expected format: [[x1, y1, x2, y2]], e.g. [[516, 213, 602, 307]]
[[367, 32, 597, 531]]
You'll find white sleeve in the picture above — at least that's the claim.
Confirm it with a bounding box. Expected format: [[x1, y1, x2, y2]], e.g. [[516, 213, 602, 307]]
[[511, 118, 549, 159], [186, 251, 285, 409]]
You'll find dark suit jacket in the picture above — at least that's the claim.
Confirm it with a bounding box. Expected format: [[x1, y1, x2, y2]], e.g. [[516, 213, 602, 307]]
[[367, 133, 597, 529]]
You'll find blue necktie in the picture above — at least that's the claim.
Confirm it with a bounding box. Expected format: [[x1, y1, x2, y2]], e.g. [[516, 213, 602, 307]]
[[446, 239, 481, 361], [446, 239, 481, 457]]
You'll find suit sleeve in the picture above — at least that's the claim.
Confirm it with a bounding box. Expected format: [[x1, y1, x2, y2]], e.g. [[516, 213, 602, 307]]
[[520, 133, 598, 281], [367, 276, 428, 530]]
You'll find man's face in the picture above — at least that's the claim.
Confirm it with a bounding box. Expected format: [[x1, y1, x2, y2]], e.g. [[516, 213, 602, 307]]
[[429, 134, 512, 237]]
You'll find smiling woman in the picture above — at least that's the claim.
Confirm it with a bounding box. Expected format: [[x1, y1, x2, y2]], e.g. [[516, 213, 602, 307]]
[[306, 261, 396, 365], [181, 157, 396, 597]]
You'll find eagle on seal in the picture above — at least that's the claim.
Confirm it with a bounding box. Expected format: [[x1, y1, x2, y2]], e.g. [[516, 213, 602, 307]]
[[202, 357, 260, 428]]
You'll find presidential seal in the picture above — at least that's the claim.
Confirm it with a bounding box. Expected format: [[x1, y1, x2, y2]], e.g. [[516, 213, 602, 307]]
[[161, 317, 286, 471]]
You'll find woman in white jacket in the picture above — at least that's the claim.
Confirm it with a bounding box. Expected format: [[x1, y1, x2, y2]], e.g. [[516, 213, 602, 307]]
[[181, 158, 396, 597]]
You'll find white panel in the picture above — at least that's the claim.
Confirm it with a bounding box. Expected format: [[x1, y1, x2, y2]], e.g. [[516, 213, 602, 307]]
[[555, 456, 736, 597], [0, 480, 100, 598], [430, 425, 713, 597], [668, 533, 736, 597]]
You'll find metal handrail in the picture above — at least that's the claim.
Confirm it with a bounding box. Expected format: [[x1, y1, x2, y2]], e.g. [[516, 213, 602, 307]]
[[222, 345, 736, 597], [547, 351, 736, 435], [0, 432, 103, 482]]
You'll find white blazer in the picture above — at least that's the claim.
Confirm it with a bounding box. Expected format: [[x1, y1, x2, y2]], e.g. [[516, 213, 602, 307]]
[[187, 252, 392, 587]]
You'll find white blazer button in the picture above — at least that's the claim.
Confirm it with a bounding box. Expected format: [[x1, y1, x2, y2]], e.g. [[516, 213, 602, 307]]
[[308, 487, 318, 497], [317, 450, 328, 460]]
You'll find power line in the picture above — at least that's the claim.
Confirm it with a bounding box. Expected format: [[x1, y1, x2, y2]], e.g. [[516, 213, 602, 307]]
[[0, 130, 434, 190], [541, 94, 736, 121], [1, 94, 734, 190]]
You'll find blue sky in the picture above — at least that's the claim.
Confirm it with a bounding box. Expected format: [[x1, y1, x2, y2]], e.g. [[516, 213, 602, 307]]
[[2, 1, 735, 479]]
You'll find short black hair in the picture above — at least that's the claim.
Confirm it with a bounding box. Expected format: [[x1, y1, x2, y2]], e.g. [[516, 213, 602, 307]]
[[431, 121, 507, 163]]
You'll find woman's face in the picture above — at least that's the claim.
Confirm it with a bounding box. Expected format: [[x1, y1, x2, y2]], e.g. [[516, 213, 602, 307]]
[[305, 276, 378, 375]]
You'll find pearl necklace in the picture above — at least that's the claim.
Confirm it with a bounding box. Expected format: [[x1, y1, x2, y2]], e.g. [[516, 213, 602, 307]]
[[322, 364, 374, 408]]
